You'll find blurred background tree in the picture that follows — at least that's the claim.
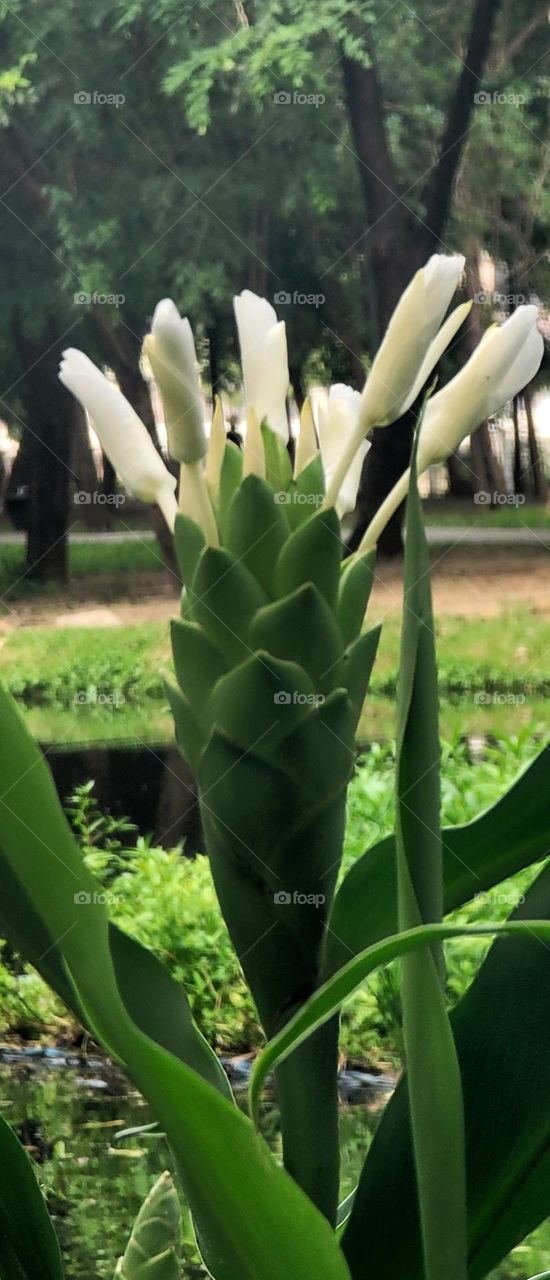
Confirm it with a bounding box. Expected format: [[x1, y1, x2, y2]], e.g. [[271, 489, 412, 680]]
[[0, 0, 548, 572]]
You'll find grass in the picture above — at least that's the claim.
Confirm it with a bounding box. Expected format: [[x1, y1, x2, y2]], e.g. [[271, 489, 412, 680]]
[[423, 500, 550, 528], [1, 609, 548, 715], [0, 539, 164, 600]]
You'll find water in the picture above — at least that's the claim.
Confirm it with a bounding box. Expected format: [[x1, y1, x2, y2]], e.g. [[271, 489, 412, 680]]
[[1, 1058, 548, 1279]]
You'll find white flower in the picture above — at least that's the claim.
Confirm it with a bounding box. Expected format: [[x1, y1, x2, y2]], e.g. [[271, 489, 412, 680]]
[[144, 299, 206, 464], [59, 349, 177, 529], [418, 305, 544, 468], [358, 305, 544, 553], [233, 291, 289, 440], [204, 396, 227, 499], [324, 255, 467, 509], [359, 254, 466, 430], [318, 385, 369, 519]]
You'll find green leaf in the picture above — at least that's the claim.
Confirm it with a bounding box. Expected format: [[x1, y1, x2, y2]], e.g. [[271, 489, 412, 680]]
[[198, 688, 354, 1223], [209, 651, 317, 759], [323, 740, 550, 977], [170, 619, 228, 727], [163, 675, 205, 772], [250, 583, 344, 695], [174, 513, 205, 590], [217, 441, 243, 540], [249, 916, 550, 1121], [337, 625, 381, 723], [341, 864, 550, 1280], [394, 432, 467, 1280], [261, 422, 293, 493], [286, 456, 325, 530], [274, 507, 342, 608], [224, 474, 288, 596], [115, 1171, 181, 1280], [0, 1111, 64, 1280], [337, 551, 376, 646], [0, 684, 351, 1280], [0, 770, 229, 1106], [191, 546, 268, 663]]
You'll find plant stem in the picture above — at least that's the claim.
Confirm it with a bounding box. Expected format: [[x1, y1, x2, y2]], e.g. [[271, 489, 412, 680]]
[[275, 1016, 340, 1226]]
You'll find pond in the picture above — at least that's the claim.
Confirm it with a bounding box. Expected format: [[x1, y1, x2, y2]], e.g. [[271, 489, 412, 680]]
[[1, 1054, 548, 1279]]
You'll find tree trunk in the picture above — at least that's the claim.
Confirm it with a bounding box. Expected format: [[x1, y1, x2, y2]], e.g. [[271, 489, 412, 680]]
[[523, 386, 548, 502], [512, 396, 524, 495], [16, 337, 74, 582], [340, 0, 504, 552]]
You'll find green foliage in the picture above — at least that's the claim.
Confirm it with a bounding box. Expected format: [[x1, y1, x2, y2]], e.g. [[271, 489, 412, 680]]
[[115, 1171, 182, 1280]]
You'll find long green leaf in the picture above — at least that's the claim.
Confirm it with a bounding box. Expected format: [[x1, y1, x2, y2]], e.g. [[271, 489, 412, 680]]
[[0, 685, 351, 1280], [394, 431, 466, 1280], [0, 1112, 64, 1280], [0, 852, 230, 1100], [324, 739, 550, 978], [341, 863, 550, 1280], [249, 917, 550, 1118]]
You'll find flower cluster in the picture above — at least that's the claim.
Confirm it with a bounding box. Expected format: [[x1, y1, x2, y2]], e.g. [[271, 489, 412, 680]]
[[59, 254, 543, 548]]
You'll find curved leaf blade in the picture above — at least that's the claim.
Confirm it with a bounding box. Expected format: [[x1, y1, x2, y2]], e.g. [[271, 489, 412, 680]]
[[0, 1112, 64, 1280]]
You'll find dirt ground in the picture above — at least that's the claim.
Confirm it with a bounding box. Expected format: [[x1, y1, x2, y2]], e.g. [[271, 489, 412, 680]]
[[0, 547, 549, 631]]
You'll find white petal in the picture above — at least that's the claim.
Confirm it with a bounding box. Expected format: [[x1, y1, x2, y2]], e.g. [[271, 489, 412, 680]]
[[359, 254, 464, 430], [234, 291, 289, 439], [148, 299, 205, 464], [59, 350, 176, 506], [294, 397, 318, 477]]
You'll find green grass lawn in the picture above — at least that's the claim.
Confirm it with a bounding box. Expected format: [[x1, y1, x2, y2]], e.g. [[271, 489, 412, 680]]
[[424, 500, 550, 528], [0, 539, 165, 599], [1, 607, 547, 743]]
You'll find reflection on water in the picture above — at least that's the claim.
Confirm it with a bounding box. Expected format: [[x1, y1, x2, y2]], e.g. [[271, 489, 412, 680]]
[[0, 1060, 548, 1279]]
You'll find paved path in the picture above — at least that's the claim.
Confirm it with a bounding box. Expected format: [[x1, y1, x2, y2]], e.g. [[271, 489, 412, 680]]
[[425, 526, 550, 546]]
